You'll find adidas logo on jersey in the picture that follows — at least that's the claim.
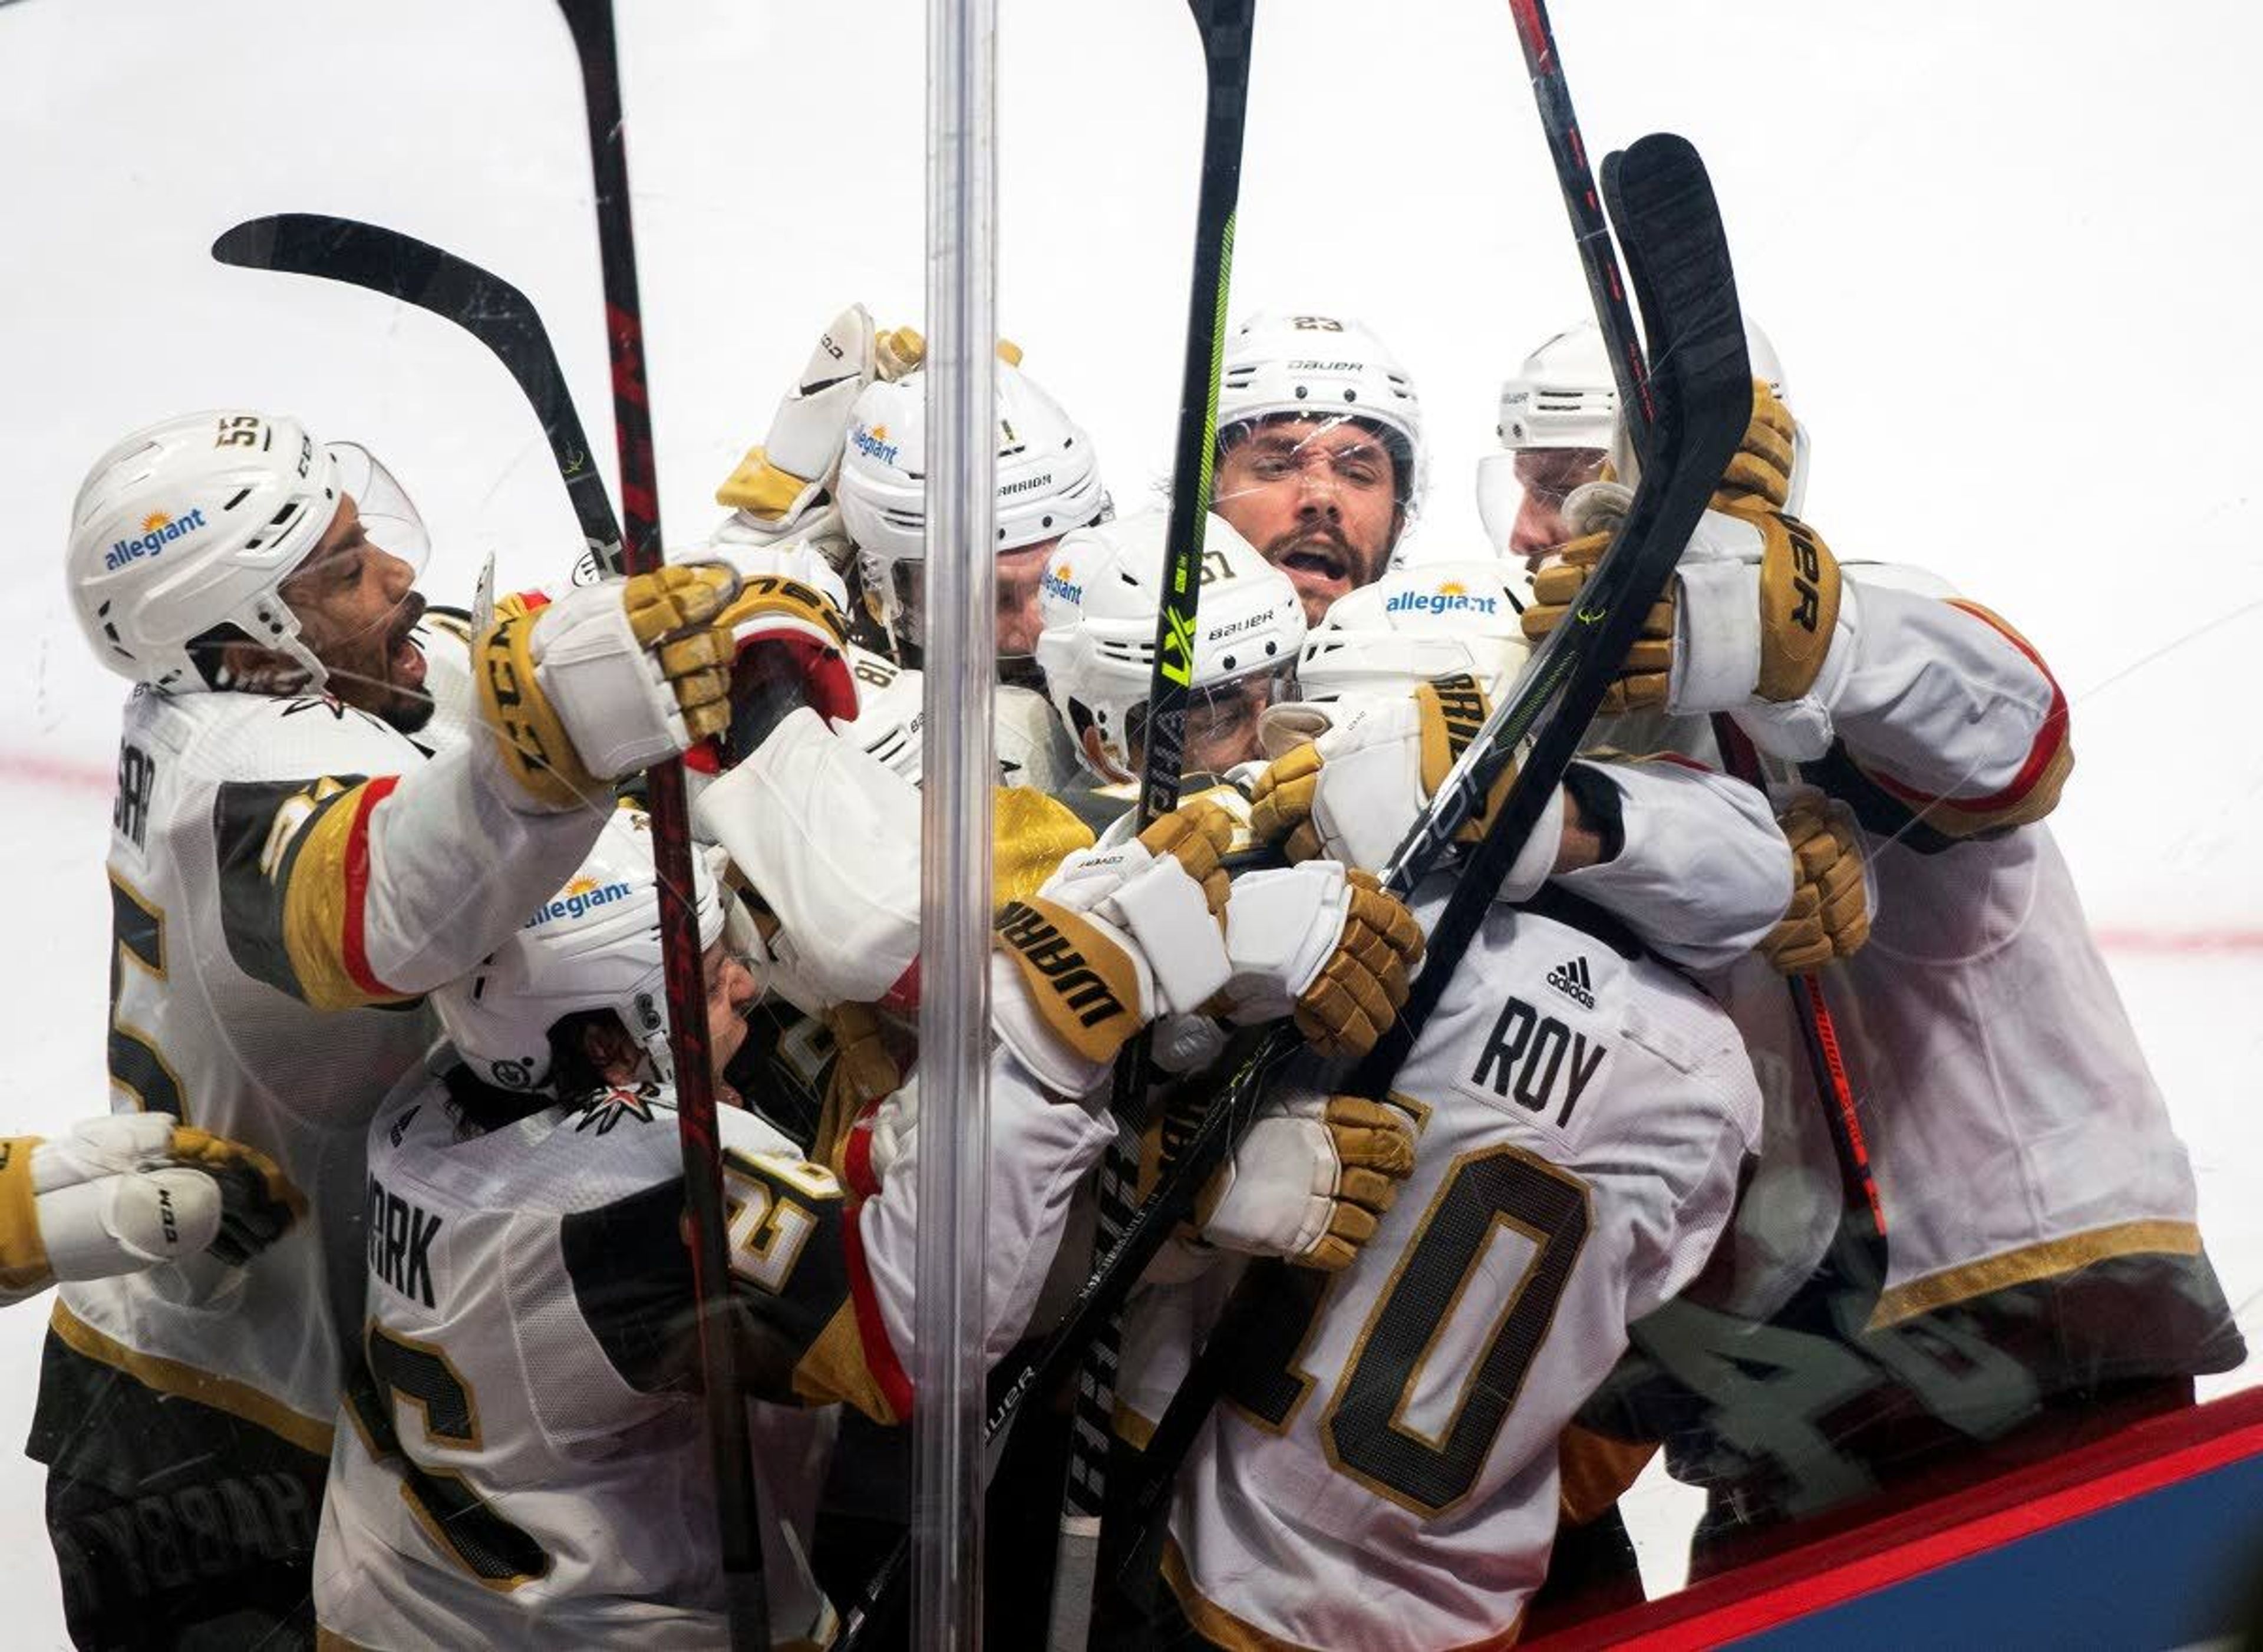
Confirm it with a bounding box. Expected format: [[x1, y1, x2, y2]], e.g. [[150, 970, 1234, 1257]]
[[105, 507, 209, 571], [850, 423, 900, 467], [1546, 955, 1595, 1008]]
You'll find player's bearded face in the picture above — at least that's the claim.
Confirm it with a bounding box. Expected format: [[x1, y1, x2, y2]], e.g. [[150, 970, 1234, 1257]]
[[1214, 418, 1403, 626], [275, 494, 435, 733], [1510, 447, 1608, 572], [1123, 669, 1286, 781]]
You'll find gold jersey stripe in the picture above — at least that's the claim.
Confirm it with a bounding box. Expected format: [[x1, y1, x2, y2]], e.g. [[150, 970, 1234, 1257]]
[[1868, 1219, 2203, 1330], [50, 1299, 335, 1457], [0, 1137, 51, 1298], [280, 777, 417, 1012]]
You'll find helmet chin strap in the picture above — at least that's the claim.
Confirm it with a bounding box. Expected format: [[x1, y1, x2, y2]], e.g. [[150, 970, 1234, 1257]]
[[629, 990, 676, 1087]]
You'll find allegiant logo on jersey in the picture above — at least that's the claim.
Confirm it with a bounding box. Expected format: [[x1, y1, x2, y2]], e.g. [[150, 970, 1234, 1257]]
[[1041, 564, 1083, 606], [1386, 582, 1500, 619], [105, 507, 209, 571], [524, 875, 636, 928], [850, 423, 900, 466]]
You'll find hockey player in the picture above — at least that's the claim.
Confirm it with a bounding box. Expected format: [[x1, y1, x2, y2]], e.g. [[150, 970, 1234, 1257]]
[[1210, 311, 1425, 624], [1100, 684, 1793, 1650], [317, 723, 1426, 1644], [45, 408, 746, 1646], [1033, 509, 1306, 805], [1509, 334, 2245, 1559], [1475, 318, 1800, 573]]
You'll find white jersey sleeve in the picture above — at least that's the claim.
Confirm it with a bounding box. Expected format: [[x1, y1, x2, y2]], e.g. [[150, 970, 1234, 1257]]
[[1150, 882, 1759, 1652], [1552, 755, 1793, 974], [1677, 558, 2071, 837]]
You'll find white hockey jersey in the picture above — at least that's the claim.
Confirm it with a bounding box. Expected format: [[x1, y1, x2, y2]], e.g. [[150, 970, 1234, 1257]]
[[316, 1053, 1115, 1648], [1127, 886, 1763, 1651], [42, 627, 604, 1466], [1677, 566, 2226, 1347]]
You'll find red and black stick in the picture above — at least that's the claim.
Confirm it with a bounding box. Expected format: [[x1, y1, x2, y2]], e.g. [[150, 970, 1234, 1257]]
[[555, 4, 771, 1647]]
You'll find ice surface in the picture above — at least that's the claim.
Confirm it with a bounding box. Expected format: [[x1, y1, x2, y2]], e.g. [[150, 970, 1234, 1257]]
[[2, 0, 2259, 1641]]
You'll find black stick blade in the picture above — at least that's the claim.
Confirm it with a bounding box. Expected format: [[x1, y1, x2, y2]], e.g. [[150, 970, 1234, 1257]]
[[212, 213, 622, 575]]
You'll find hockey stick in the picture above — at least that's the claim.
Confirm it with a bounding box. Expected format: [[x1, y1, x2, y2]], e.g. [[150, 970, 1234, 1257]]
[[1097, 131, 1756, 1588], [553, 3, 768, 1648], [210, 213, 625, 581], [1050, 2, 1255, 1646], [1505, 0, 1887, 1259], [839, 131, 1749, 1652]]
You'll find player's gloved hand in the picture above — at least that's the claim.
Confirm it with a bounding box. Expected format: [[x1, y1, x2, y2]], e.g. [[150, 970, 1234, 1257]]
[[712, 568, 862, 763], [1194, 1094, 1416, 1271], [1250, 680, 1566, 905], [991, 802, 1237, 1094], [1712, 378, 1799, 517], [166, 1125, 304, 1267], [1759, 790, 1872, 973], [1518, 482, 1672, 713], [476, 563, 740, 811], [1218, 864, 1426, 1060], [0, 1116, 300, 1304], [1523, 384, 1840, 715]]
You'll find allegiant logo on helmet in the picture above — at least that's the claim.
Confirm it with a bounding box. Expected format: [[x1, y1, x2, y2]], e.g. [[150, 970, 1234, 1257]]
[[105, 508, 209, 572], [850, 423, 900, 467], [1386, 582, 1499, 619], [524, 875, 636, 929], [1041, 563, 1083, 606]]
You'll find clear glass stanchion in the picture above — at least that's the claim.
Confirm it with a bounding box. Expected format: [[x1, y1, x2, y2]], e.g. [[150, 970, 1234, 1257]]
[[911, 0, 996, 1644]]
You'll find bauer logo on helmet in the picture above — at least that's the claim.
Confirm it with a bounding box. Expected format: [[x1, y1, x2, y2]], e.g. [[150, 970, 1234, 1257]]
[[105, 507, 210, 572]]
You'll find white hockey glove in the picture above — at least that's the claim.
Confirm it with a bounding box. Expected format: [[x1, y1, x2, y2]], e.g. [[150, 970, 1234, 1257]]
[[1195, 1095, 1416, 1271], [0, 1117, 302, 1304], [474, 565, 740, 812], [1219, 863, 1425, 1060], [992, 803, 1236, 1096], [1250, 678, 1565, 902], [712, 305, 924, 567]]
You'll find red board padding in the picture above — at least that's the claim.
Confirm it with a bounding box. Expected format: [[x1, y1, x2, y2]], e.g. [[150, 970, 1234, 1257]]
[[1523, 1385, 2263, 1650]]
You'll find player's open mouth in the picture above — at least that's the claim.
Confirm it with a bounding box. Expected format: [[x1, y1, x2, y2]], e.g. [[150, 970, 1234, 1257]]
[[388, 601, 430, 691], [1279, 542, 1350, 593]]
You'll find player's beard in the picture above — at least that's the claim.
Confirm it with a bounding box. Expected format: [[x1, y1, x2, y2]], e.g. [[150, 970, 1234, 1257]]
[[335, 594, 436, 734], [1264, 522, 1376, 619]]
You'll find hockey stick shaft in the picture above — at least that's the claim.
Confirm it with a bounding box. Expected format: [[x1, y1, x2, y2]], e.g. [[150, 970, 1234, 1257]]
[[1507, 0, 1885, 1248], [554, 4, 770, 1648], [1056, 3, 1255, 1646], [1103, 131, 1756, 1568], [210, 214, 626, 579]]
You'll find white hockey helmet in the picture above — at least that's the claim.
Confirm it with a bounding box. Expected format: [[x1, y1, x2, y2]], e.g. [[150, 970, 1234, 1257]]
[[67, 411, 429, 693], [1216, 311, 1427, 514], [838, 361, 1111, 643], [1034, 508, 1305, 782], [1480, 319, 1805, 538], [433, 810, 729, 1094], [1293, 559, 1532, 704], [833, 644, 926, 782]]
